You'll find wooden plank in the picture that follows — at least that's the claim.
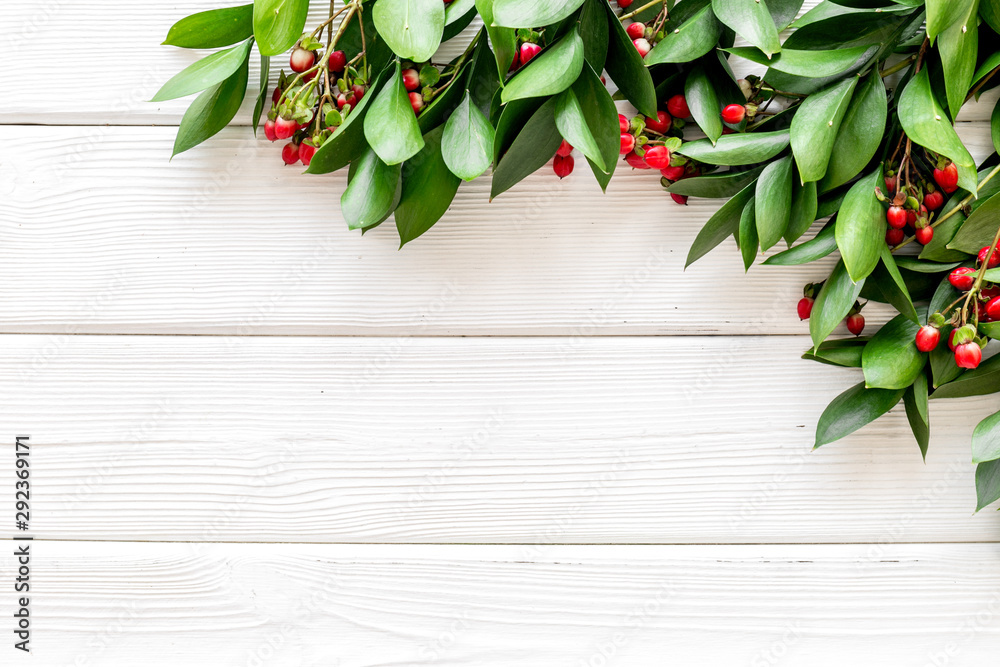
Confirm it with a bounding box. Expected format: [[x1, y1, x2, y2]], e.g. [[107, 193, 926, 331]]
[[3, 334, 997, 543], [1, 542, 998, 664], [0, 124, 994, 335]]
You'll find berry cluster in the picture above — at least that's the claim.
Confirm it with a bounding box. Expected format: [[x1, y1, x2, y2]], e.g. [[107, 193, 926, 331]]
[[879, 155, 960, 248], [797, 284, 866, 336]]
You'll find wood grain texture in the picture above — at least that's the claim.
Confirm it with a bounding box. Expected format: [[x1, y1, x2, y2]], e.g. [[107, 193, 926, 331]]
[[2, 334, 996, 543], [1, 542, 998, 665], [0, 124, 994, 335]]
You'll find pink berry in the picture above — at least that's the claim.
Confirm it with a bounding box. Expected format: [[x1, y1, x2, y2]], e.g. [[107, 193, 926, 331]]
[[721, 104, 746, 124], [402, 68, 420, 92], [299, 140, 317, 167], [644, 110, 672, 134], [955, 342, 982, 369], [915, 325, 940, 352], [556, 140, 573, 158], [797, 297, 814, 320], [263, 119, 277, 142], [667, 95, 690, 119], [328, 50, 347, 72], [949, 267, 976, 291], [409, 92, 424, 114], [643, 145, 670, 170], [620, 133, 635, 155], [846, 313, 865, 336], [275, 117, 299, 140], [281, 142, 300, 165], [289, 47, 315, 73], [626, 22, 646, 40], [352, 84, 365, 102], [625, 151, 650, 169], [553, 154, 574, 178], [520, 42, 542, 65], [633, 38, 651, 58]]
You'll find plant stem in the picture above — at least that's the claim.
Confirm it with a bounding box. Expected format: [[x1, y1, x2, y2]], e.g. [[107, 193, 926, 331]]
[[619, 0, 661, 21], [879, 55, 916, 78], [961, 224, 1000, 323], [967, 65, 1000, 103]]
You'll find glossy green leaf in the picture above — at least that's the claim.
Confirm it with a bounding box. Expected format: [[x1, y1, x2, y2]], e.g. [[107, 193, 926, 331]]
[[685, 182, 756, 267], [493, 97, 544, 163], [364, 64, 425, 165], [491, 97, 563, 198], [810, 259, 865, 351], [982, 0, 1000, 33], [554, 64, 619, 174], [785, 180, 818, 244], [711, 0, 781, 57], [172, 51, 250, 157], [684, 65, 723, 145], [646, 5, 722, 65], [931, 353, 1000, 399], [975, 459, 1000, 510], [253, 0, 309, 56], [873, 245, 919, 323], [251, 54, 270, 134], [926, 0, 974, 42], [501, 28, 584, 103], [892, 257, 962, 273], [341, 147, 402, 230], [768, 0, 805, 29], [476, 0, 517, 77], [763, 219, 836, 265], [972, 409, 1000, 463], [815, 381, 905, 448], [667, 166, 764, 198], [444, 0, 478, 41], [739, 196, 759, 271], [163, 4, 253, 48], [802, 338, 867, 368], [862, 314, 925, 389], [993, 98, 1000, 155], [727, 45, 869, 77], [603, 0, 657, 116], [819, 70, 887, 192], [580, 0, 609, 71], [755, 155, 793, 251], [493, 0, 585, 27], [835, 167, 884, 282], [790, 77, 857, 184], [948, 191, 1000, 253], [373, 0, 445, 61], [441, 91, 495, 181], [898, 68, 978, 194], [903, 370, 930, 459], [395, 126, 462, 246], [152, 39, 253, 102], [938, 0, 979, 121], [677, 130, 790, 166]]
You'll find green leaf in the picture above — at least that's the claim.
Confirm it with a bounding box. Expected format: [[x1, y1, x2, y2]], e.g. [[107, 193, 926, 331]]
[[938, 0, 979, 121], [862, 314, 925, 389], [554, 64, 619, 174], [893, 257, 962, 273], [819, 70, 887, 193], [754, 155, 793, 251], [373, 0, 445, 61], [667, 166, 764, 198], [785, 180, 818, 244], [976, 459, 1000, 511], [790, 76, 858, 184], [417, 62, 472, 132], [603, 0, 657, 116], [711, 0, 781, 57], [685, 182, 756, 267], [677, 130, 790, 166], [476, 0, 518, 77], [395, 126, 462, 245], [810, 259, 865, 351], [501, 28, 584, 103], [164, 4, 254, 48], [727, 45, 870, 78], [763, 219, 837, 265], [931, 353, 1000, 399], [152, 39, 254, 102], [903, 370, 930, 459], [982, 0, 1000, 33], [802, 338, 867, 368], [491, 97, 563, 199], [441, 91, 495, 181], [993, 98, 1000, 155], [684, 64, 723, 145], [873, 245, 918, 323], [972, 409, 1000, 463], [253, 0, 309, 56], [172, 49, 250, 157], [341, 147, 403, 230], [898, 68, 978, 195], [739, 196, 759, 271], [768, 0, 805, 29], [949, 192, 1000, 253], [834, 167, 884, 282], [252, 54, 270, 135], [492, 0, 586, 27], [646, 5, 722, 65], [815, 381, 905, 448], [926, 0, 974, 42], [580, 0, 609, 71], [444, 0, 479, 41], [364, 63, 425, 165]]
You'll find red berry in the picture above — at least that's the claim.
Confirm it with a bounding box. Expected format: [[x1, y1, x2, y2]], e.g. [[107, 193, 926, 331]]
[[885, 228, 904, 246], [281, 142, 300, 165], [915, 325, 940, 352], [618, 114, 630, 133], [645, 110, 672, 134], [670, 193, 688, 206], [328, 50, 347, 72], [275, 116, 299, 140], [289, 47, 315, 73], [336, 94, 349, 110], [402, 68, 420, 92], [886, 206, 907, 229], [618, 0, 633, 8], [948, 329, 959, 351], [667, 95, 690, 119], [915, 225, 933, 245], [721, 104, 746, 125], [352, 84, 366, 101], [625, 151, 650, 169], [797, 297, 814, 320], [553, 154, 574, 178], [955, 342, 982, 369], [556, 139, 573, 158], [905, 208, 917, 226], [620, 133, 636, 155], [520, 42, 542, 65], [979, 246, 1000, 268], [643, 145, 670, 170], [949, 267, 976, 291], [846, 313, 865, 336], [884, 176, 896, 195], [633, 38, 651, 58], [924, 191, 944, 211], [263, 119, 277, 142], [298, 140, 317, 166], [508, 51, 521, 72], [934, 162, 959, 193], [408, 92, 424, 114], [626, 22, 646, 40], [988, 296, 1000, 320], [660, 165, 685, 181], [272, 86, 282, 105]]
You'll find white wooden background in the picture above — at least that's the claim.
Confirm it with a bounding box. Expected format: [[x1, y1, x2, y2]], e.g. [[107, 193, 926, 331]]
[[2, 1, 1000, 664]]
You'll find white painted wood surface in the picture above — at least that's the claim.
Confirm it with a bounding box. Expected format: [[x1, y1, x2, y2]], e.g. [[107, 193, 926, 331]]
[[2, 0, 1000, 662]]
